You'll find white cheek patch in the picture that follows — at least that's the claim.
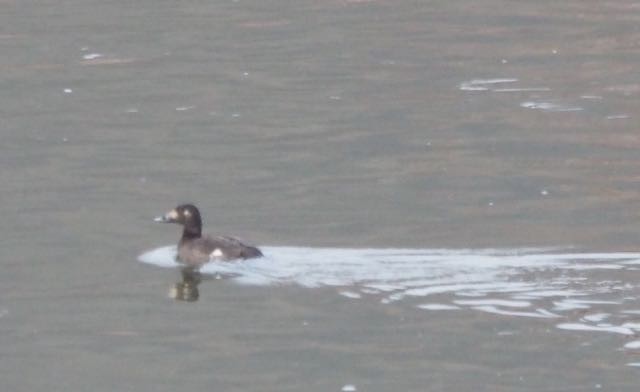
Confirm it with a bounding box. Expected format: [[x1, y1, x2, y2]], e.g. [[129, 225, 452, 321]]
[[184, 210, 191, 217], [168, 210, 179, 220], [210, 248, 224, 258]]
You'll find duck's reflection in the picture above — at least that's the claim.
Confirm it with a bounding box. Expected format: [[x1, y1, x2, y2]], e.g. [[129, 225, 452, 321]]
[[169, 267, 202, 302]]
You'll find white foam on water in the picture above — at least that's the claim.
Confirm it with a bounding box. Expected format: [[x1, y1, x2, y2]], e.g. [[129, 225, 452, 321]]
[[556, 323, 635, 336], [520, 101, 584, 112], [560, 299, 622, 305], [138, 246, 640, 297], [459, 78, 518, 91], [492, 87, 551, 93], [453, 299, 531, 308], [511, 290, 587, 300], [339, 291, 362, 299], [139, 246, 178, 268], [139, 246, 640, 348], [416, 303, 460, 311], [582, 313, 610, 323], [624, 341, 640, 350], [82, 53, 103, 60], [560, 264, 623, 270], [552, 300, 592, 311], [606, 114, 630, 120], [458, 78, 549, 94], [473, 306, 560, 319]]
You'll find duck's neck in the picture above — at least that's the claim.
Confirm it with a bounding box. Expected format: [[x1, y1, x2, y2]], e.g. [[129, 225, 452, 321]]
[[181, 225, 201, 241]]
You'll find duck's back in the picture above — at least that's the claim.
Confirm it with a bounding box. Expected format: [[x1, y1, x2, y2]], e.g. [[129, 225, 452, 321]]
[[178, 235, 262, 265]]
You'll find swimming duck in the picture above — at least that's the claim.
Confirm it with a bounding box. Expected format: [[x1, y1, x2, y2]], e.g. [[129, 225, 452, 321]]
[[154, 204, 263, 265]]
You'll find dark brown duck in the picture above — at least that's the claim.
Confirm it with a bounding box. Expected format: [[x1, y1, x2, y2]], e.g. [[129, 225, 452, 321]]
[[154, 204, 262, 266]]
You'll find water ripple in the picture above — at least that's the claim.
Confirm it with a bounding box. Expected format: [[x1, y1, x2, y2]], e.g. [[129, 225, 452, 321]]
[[139, 246, 640, 354]]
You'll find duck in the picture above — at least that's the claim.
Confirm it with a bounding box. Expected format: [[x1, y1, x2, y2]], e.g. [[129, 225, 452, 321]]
[[154, 204, 263, 266]]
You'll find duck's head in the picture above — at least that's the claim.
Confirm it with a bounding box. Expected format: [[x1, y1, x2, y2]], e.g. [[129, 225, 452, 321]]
[[154, 204, 202, 237]]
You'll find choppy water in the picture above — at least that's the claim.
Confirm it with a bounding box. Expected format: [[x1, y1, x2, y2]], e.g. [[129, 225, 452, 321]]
[[140, 246, 640, 362]]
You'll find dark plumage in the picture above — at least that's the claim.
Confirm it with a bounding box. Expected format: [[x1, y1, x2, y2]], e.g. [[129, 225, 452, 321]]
[[154, 204, 262, 266]]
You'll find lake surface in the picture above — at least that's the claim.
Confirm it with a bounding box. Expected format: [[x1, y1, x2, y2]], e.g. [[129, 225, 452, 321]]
[[2, 0, 640, 391]]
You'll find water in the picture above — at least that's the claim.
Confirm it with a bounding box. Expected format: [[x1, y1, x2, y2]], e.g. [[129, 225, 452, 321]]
[[3, 0, 640, 390], [140, 246, 640, 346]]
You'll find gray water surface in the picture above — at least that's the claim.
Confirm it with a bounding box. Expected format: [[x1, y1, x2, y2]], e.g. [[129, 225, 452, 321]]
[[2, 0, 640, 391]]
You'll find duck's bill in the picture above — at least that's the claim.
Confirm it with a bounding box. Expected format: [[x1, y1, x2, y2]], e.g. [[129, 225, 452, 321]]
[[154, 209, 179, 223]]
